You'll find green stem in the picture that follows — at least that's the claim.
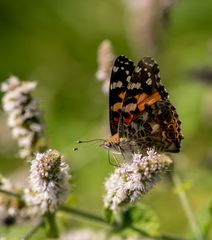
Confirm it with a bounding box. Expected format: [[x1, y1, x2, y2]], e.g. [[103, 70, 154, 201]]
[[131, 226, 189, 240], [171, 173, 204, 240], [44, 212, 59, 239], [60, 206, 189, 240], [159, 233, 189, 240], [60, 206, 107, 225], [22, 219, 44, 240], [0, 188, 21, 199]]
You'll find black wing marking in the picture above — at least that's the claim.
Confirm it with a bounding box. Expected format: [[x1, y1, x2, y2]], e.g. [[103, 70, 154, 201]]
[[109, 55, 135, 135], [118, 57, 169, 136]]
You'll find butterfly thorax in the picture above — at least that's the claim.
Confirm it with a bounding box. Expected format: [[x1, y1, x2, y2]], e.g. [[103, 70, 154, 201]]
[[102, 139, 149, 155], [102, 136, 141, 155], [101, 133, 121, 154]]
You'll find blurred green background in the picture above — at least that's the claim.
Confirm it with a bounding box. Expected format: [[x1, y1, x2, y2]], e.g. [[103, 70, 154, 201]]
[[0, 0, 212, 239]]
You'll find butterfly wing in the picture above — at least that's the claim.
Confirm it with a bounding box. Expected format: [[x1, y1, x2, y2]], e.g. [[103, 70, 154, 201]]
[[120, 99, 183, 152], [109, 55, 135, 135], [120, 57, 168, 126], [119, 57, 183, 152]]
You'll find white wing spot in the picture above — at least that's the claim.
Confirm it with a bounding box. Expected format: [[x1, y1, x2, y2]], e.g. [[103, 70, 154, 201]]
[[125, 70, 130, 75], [121, 66, 124, 70], [146, 78, 152, 85], [128, 83, 133, 89], [117, 81, 122, 88], [111, 81, 123, 89], [144, 68, 147, 71], [128, 82, 141, 89], [111, 82, 115, 89], [113, 66, 119, 72], [135, 83, 141, 89], [126, 76, 131, 82], [135, 66, 141, 73], [147, 72, 151, 77]]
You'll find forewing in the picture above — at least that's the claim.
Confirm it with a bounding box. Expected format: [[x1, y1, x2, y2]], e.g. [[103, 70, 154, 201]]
[[120, 99, 183, 153], [117, 56, 183, 152], [109, 55, 135, 135], [120, 57, 169, 127]]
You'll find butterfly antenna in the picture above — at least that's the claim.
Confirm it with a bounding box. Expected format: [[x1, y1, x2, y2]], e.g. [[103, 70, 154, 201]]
[[73, 138, 104, 151], [77, 139, 104, 144]]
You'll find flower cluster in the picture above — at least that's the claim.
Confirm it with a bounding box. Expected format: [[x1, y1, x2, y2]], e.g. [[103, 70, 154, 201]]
[[96, 39, 115, 94], [123, 0, 176, 55], [61, 229, 105, 240], [61, 229, 144, 240], [1, 76, 46, 159], [26, 149, 70, 214], [104, 149, 172, 212], [0, 176, 23, 226]]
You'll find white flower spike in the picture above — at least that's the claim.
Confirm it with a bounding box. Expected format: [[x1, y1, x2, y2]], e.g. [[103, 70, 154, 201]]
[[27, 149, 70, 214], [104, 149, 172, 212], [1, 76, 46, 159]]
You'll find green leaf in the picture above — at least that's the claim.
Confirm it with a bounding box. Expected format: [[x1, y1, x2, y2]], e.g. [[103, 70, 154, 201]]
[[43, 212, 59, 238], [104, 208, 113, 224], [198, 200, 212, 238], [122, 203, 160, 237]]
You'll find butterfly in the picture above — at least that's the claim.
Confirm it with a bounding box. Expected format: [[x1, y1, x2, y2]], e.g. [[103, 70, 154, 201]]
[[102, 55, 184, 155]]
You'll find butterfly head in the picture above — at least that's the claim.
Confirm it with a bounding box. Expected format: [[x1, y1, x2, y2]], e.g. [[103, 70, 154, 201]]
[[100, 133, 123, 154]]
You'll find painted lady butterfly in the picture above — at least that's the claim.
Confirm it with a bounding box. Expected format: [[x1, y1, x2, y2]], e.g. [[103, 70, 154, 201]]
[[102, 55, 183, 154]]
